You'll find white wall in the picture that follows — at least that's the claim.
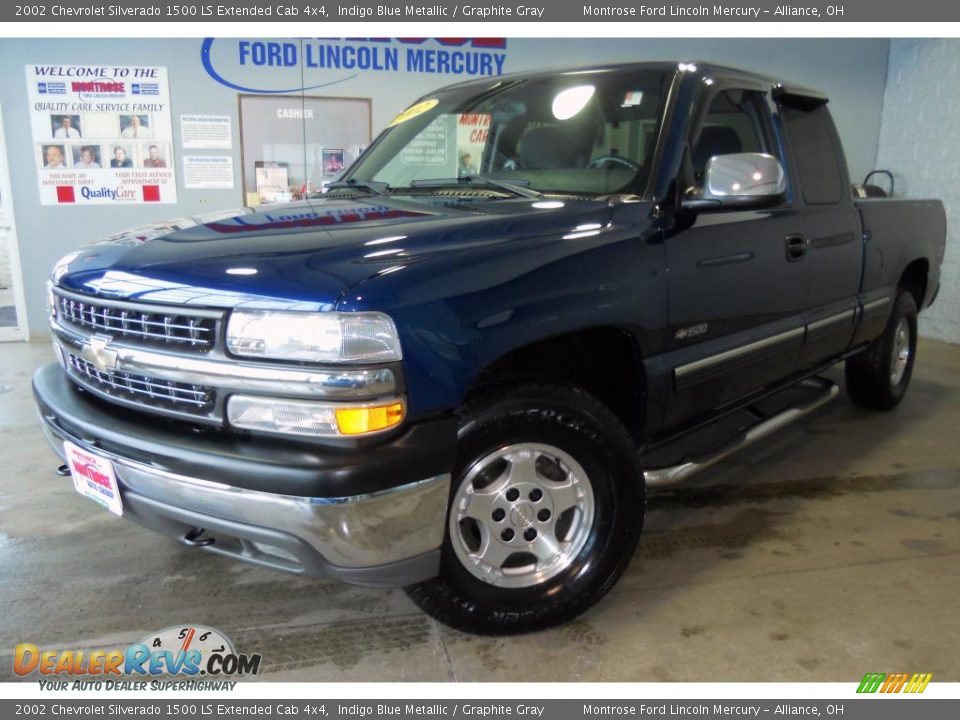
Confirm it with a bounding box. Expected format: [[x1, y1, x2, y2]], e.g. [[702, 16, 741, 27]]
[[876, 39, 960, 344], [0, 210, 11, 289], [0, 37, 891, 337]]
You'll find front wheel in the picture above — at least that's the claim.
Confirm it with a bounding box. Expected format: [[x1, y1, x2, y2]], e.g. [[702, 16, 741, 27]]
[[845, 290, 918, 410], [405, 382, 644, 635]]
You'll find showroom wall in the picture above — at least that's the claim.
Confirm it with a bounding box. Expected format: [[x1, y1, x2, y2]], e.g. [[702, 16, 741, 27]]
[[0, 37, 891, 338], [876, 39, 960, 344]]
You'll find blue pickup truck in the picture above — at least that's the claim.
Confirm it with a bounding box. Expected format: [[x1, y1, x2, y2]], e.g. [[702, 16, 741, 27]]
[[35, 62, 945, 634]]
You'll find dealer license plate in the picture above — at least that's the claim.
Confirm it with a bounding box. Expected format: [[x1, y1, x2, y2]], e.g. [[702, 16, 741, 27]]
[[64, 441, 123, 517]]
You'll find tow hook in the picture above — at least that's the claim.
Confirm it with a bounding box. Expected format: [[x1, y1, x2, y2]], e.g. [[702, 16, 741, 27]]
[[55, 464, 71, 476], [182, 527, 215, 548]]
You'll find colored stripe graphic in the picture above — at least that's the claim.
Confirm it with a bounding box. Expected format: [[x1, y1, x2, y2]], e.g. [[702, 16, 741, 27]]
[[905, 673, 933, 693], [857, 672, 932, 693], [881, 672, 907, 693], [857, 673, 886, 693]]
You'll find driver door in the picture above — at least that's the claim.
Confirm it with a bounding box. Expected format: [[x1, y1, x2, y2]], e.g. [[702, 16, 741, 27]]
[[660, 86, 808, 429]]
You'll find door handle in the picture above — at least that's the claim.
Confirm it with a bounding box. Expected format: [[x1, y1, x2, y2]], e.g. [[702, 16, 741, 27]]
[[785, 234, 808, 261]]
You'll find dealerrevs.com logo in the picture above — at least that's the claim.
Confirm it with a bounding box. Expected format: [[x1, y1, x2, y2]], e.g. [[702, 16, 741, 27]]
[[14, 625, 261, 689]]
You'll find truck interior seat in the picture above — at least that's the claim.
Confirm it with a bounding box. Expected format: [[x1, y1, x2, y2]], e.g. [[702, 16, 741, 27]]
[[693, 125, 743, 172], [519, 125, 595, 168]]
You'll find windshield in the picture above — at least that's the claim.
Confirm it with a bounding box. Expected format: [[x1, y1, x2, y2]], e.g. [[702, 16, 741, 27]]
[[345, 68, 671, 197]]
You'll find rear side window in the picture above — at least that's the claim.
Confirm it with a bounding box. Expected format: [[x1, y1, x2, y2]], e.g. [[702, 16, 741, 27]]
[[782, 105, 845, 205]]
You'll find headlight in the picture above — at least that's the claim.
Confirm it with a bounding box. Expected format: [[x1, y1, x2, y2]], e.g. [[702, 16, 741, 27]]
[[226, 310, 402, 364], [227, 395, 405, 437]]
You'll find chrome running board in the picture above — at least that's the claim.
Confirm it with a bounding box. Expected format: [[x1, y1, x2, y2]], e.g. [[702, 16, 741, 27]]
[[643, 377, 839, 488]]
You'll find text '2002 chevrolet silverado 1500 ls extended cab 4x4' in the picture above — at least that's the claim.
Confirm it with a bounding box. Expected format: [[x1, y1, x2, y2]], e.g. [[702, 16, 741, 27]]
[[34, 62, 945, 634]]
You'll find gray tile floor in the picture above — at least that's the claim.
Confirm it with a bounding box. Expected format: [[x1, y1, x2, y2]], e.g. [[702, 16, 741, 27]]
[[1, 340, 957, 681]]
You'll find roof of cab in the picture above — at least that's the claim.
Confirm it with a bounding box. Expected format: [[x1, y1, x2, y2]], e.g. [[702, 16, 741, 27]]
[[428, 61, 824, 101]]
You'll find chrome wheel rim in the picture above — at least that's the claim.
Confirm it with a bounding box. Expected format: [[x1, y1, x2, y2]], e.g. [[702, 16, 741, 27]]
[[449, 442, 595, 589], [890, 317, 911, 386]]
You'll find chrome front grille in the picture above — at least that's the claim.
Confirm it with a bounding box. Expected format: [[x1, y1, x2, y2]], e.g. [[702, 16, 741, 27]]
[[50, 287, 397, 426], [56, 293, 217, 352], [67, 353, 215, 411]]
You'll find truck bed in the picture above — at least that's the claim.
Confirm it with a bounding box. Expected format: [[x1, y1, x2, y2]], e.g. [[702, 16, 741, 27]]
[[855, 197, 946, 307]]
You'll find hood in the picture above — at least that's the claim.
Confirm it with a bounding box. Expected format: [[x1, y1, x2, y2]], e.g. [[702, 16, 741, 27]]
[[53, 194, 623, 311]]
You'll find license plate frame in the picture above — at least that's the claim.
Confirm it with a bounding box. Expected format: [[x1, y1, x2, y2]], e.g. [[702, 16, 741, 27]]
[[64, 441, 123, 517]]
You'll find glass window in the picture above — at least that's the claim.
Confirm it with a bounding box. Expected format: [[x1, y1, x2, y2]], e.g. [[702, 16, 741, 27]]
[[348, 69, 671, 197], [692, 89, 772, 180], [238, 95, 371, 207], [781, 105, 845, 205]]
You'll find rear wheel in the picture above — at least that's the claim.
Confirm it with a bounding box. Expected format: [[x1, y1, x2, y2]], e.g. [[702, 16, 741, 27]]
[[845, 290, 918, 410], [405, 382, 644, 635]]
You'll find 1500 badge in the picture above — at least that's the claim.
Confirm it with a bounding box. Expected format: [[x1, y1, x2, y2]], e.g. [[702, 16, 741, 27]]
[[675, 323, 709, 340]]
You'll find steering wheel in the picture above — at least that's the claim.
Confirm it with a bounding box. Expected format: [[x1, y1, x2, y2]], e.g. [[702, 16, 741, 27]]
[[587, 155, 642, 171]]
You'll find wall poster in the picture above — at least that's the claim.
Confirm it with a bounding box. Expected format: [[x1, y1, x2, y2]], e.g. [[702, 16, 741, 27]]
[[25, 64, 177, 205]]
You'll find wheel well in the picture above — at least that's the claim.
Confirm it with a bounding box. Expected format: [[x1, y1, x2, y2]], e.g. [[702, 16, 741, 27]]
[[472, 328, 646, 441], [899, 258, 929, 309]]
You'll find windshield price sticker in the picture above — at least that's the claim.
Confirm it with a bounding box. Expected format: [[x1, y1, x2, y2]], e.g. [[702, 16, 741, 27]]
[[388, 99, 439, 127]]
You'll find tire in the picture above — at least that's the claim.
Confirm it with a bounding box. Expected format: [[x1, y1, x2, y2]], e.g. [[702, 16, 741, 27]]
[[845, 290, 918, 411], [405, 381, 644, 635]]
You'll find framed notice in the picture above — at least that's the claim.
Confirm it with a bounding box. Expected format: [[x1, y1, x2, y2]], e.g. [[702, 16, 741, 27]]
[[180, 114, 232, 150], [183, 156, 234, 189], [26, 64, 177, 205]]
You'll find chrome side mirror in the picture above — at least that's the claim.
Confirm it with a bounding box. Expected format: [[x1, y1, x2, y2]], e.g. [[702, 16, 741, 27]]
[[682, 152, 787, 211]]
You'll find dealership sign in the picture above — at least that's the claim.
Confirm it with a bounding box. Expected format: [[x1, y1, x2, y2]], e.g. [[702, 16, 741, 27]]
[[201, 38, 508, 94], [25, 64, 177, 206]]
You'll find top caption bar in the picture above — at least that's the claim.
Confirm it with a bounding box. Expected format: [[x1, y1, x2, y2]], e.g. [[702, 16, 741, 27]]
[[6, 0, 960, 23]]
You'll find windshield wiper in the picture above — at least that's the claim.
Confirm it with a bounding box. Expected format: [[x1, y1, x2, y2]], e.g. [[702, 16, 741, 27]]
[[408, 175, 542, 199], [323, 179, 389, 195]]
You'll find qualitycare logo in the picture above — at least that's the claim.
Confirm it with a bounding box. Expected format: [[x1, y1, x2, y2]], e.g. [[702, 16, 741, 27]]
[[81, 186, 139, 201], [14, 625, 261, 683]]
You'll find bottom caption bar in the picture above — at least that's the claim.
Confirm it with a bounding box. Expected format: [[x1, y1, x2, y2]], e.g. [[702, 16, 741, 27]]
[[3, 700, 957, 720]]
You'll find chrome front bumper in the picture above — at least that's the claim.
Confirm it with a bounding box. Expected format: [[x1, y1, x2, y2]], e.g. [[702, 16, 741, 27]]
[[40, 415, 450, 587]]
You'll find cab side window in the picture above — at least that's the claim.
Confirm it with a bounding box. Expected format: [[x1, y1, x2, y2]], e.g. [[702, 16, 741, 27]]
[[692, 90, 772, 181], [780, 105, 845, 205]]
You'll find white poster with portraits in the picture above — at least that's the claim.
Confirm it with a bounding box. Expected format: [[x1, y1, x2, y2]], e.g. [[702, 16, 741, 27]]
[[25, 64, 177, 205]]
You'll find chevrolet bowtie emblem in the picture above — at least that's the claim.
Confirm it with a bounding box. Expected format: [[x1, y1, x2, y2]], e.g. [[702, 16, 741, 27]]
[[81, 335, 119, 373]]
